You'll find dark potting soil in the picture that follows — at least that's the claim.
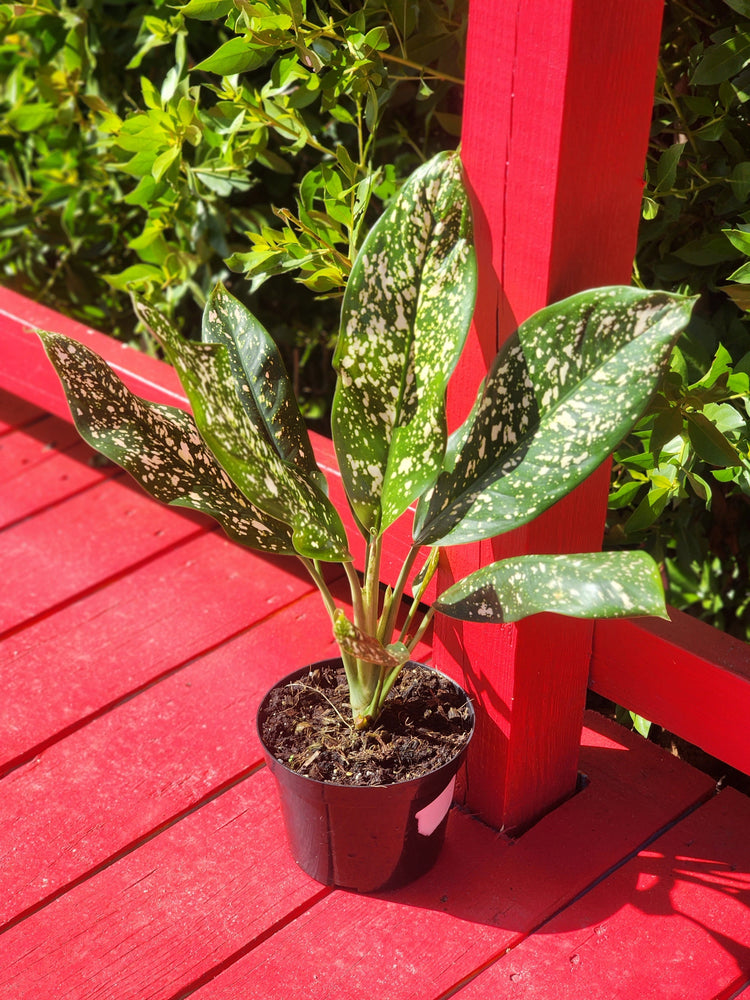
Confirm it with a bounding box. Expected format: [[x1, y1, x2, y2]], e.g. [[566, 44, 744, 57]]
[[259, 662, 473, 786]]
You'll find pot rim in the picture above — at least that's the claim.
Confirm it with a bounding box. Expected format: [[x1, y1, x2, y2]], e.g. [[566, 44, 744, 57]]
[[256, 658, 475, 792]]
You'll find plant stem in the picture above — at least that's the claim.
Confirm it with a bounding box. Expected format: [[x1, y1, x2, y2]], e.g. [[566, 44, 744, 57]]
[[343, 560, 366, 629], [298, 557, 338, 621], [658, 60, 699, 155], [406, 606, 435, 654], [377, 50, 464, 86], [380, 544, 420, 643], [363, 532, 382, 634]]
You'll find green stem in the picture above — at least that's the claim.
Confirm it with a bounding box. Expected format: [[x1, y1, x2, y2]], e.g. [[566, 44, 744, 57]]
[[406, 606, 435, 654], [343, 560, 366, 630], [363, 533, 383, 634], [658, 60, 699, 156], [379, 51, 464, 85], [298, 556, 338, 621], [380, 544, 420, 644]]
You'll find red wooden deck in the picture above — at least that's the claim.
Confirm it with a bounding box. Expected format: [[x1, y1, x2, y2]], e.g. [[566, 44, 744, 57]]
[[1, 289, 750, 998]]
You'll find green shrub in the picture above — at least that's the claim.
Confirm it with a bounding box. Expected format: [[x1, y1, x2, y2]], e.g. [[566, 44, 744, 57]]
[[610, 0, 750, 639], [0, 0, 465, 408]]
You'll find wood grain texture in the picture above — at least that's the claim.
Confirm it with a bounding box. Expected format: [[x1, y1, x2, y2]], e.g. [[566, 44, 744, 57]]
[[436, 0, 666, 832], [0, 285, 186, 418], [175, 712, 714, 1000], [0, 531, 317, 771], [592, 612, 750, 776], [0, 418, 117, 529], [457, 789, 750, 999], [0, 770, 330, 1000], [0, 589, 338, 926], [0, 475, 207, 634]]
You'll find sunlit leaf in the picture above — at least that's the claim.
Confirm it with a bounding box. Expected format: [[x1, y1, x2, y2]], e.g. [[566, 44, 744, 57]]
[[414, 288, 695, 547], [200, 283, 325, 488], [434, 551, 668, 624], [686, 411, 742, 467], [133, 297, 350, 561], [38, 331, 296, 554], [333, 611, 410, 667], [331, 150, 476, 536], [178, 0, 234, 19]]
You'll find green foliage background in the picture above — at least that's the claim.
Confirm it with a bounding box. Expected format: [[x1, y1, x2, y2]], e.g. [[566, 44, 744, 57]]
[[1, 0, 749, 638], [610, 0, 750, 641], [0, 0, 464, 416]]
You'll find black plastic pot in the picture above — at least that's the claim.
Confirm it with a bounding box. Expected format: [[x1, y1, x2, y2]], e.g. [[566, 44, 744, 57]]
[[257, 659, 475, 893]]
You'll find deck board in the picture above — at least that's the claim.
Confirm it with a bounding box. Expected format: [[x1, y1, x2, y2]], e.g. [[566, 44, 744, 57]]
[[456, 789, 750, 999], [180, 716, 714, 1000], [0, 476, 207, 635], [0, 589, 338, 926], [1, 394, 748, 999], [0, 771, 331, 1000], [0, 418, 116, 529], [0, 531, 317, 772]]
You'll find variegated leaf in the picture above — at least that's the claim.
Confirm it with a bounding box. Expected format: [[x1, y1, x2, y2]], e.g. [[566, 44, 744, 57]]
[[333, 611, 410, 668], [133, 298, 350, 562], [200, 282, 326, 491], [39, 331, 296, 554], [434, 551, 667, 623], [414, 287, 696, 547], [331, 150, 476, 536]]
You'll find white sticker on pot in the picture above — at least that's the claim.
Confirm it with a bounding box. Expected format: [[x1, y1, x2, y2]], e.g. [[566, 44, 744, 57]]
[[415, 776, 456, 837]]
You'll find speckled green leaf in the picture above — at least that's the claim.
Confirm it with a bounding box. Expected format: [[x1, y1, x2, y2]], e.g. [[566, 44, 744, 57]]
[[200, 283, 326, 492], [434, 551, 667, 623], [331, 150, 476, 536], [333, 611, 410, 667], [414, 287, 695, 547], [39, 331, 296, 554], [133, 299, 350, 562]]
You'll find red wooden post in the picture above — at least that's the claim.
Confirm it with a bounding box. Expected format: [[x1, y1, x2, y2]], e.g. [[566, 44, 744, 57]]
[[436, 0, 666, 832]]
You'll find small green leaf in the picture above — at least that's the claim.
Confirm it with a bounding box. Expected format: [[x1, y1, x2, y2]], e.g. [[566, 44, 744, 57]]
[[691, 33, 750, 85], [608, 479, 644, 510], [333, 611, 409, 667], [177, 0, 234, 19], [725, 262, 750, 284], [650, 407, 684, 456], [434, 551, 668, 624], [104, 264, 163, 289], [7, 102, 56, 131], [38, 331, 296, 554], [686, 412, 742, 467], [152, 145, 180, 181], [624, 486, 671, 534], [654, 142, 685, 193], [723, 228, 750, 255], [631, 714, 652, 739], [686, 470, 712, 504], [194, 37, 273, 75]]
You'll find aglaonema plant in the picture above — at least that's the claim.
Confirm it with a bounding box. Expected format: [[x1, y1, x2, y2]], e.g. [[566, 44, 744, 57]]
[[39, 151, 696, 730]]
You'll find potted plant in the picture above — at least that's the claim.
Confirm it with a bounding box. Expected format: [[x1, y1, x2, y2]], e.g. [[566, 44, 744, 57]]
[[39, 151, 694, 892]]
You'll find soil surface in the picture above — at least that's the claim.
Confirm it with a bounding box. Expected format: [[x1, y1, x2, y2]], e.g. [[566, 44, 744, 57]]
[[259, 661, 474, 786]]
